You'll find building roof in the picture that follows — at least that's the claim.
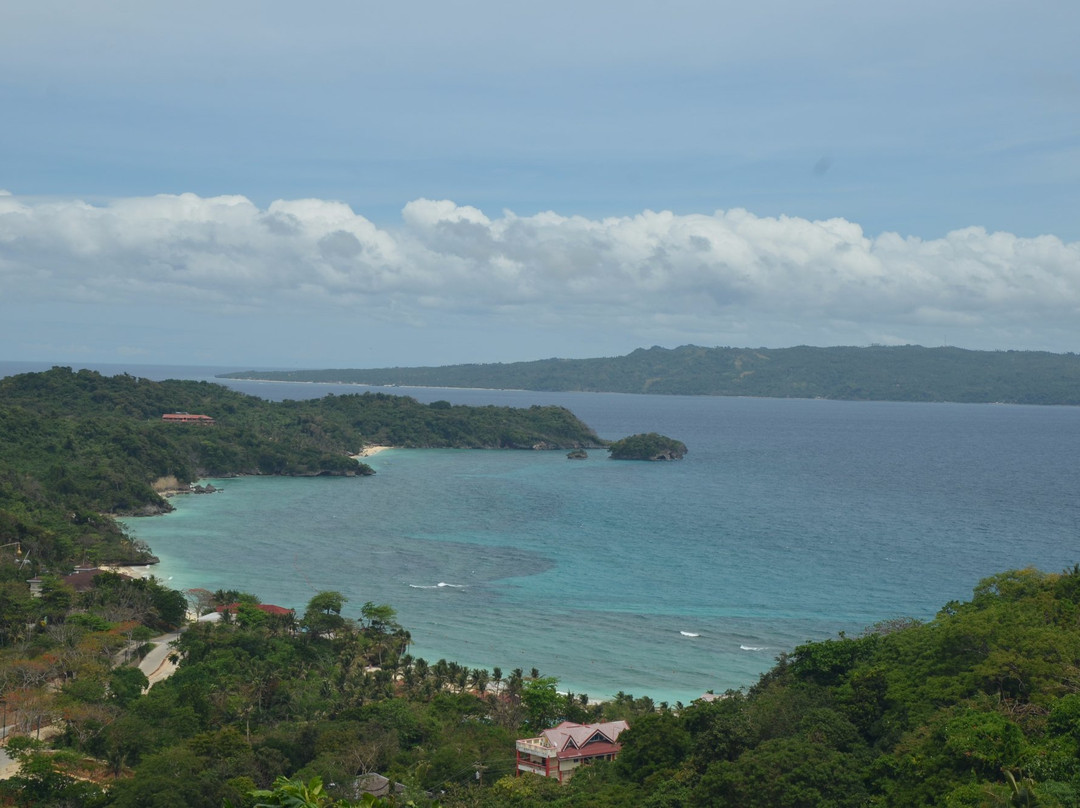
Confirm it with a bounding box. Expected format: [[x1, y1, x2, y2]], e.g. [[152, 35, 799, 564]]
[[352, 773, 405, 798], [62, 567, 131, 592], [537, 721, 629, 758], [215, 602, 294, 616]]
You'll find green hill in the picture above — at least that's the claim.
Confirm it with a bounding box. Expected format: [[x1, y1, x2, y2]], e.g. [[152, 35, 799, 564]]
[[221, 344, 1080, 404]]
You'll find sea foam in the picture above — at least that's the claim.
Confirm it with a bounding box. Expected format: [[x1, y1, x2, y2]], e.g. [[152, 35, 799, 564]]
[[409, 582, 466, 589]]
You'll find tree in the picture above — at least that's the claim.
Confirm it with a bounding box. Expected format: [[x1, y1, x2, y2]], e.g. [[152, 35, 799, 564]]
[[470, 668, 490, 695], [693, 737, 870, 808], [303, 591, 348, 639], [521, 676, 561, 731], [943, 710, 1026, 778], [109, 665, 150, 708], [360, 602, 398, 634], [615, 712, 691, 785], [0, 737, 105, 807], [149, 578, 188, 628], [185, 587, 216, 617], [0, 580, 34, 645], [37, 575, 74, 624], [233, 602, 267, 629]]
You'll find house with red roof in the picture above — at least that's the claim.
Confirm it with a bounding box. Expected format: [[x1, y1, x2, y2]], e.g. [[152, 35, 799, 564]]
[[162, 412, 215, 424], [515, 720, 629, 782]]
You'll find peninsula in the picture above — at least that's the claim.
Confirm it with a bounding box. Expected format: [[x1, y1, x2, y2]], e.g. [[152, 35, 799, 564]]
[[0, 367, 605, 568], [220, 344, 1080, 404]]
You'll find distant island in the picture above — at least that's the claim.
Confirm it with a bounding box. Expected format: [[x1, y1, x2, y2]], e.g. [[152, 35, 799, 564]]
[[608, 433, 687, 461], [220, 344, 1080, 405]]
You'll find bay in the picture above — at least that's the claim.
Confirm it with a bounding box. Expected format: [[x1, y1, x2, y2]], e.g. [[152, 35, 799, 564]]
[[4, 360, 1079, 704]]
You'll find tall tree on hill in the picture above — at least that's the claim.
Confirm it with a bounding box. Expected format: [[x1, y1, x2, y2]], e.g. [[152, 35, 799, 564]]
[[302, 591, 348, 640]]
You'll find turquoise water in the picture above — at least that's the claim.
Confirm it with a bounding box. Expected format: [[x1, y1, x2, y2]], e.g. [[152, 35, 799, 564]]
[[5, 361, 1075, 703], [115, 377, 1080, 705]]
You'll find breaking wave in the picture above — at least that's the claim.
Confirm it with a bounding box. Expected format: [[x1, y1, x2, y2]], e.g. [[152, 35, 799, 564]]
[[409, 582, 467, 589]]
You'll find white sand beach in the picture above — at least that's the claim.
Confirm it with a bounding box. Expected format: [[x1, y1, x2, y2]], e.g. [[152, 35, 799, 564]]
[[101, 565, 155, 579], [355, 445, 392, 458]]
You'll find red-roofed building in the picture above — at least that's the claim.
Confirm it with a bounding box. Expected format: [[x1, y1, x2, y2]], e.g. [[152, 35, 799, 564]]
[[162, 412, 215, 424], [516, 720, 629, 782]]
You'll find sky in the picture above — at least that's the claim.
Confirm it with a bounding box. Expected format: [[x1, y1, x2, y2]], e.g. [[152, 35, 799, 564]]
[[1, 1, 1079, 368]]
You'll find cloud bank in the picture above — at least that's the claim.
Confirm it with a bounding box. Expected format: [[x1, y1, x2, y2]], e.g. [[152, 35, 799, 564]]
[[2, 190, 1079, 357]]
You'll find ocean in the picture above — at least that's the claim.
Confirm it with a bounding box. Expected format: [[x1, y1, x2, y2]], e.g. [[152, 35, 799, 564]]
[[3, 360, 1079, 705]]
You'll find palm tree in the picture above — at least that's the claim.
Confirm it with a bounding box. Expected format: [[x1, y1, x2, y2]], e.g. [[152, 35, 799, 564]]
[[507, 668, 524, 701], [432, 659, 451, 692], [413, 657, 429, 681], [455, 667, 469, 694], [470, 667, 490, 695]]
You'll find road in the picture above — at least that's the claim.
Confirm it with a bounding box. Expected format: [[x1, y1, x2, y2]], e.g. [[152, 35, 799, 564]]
[[0, 722, 59, 780], [0, 631, 183, 780], [0, 727, 13, 780], [138, 631, 182, 687]]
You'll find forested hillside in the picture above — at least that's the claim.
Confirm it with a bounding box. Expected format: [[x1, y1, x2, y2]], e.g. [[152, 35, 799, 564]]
[[222, 344, 1080, 404], [3, 567, 1080, 806], [0, 367, 603, 569]]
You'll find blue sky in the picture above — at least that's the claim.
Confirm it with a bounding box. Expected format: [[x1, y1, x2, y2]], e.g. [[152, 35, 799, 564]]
[[2, 1, 1079, 367]]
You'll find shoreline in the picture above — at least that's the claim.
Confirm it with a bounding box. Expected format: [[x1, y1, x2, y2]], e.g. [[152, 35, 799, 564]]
[[354, 445, 393, 458], [217, 376, 537, 394], [103, 564, 156, 580]]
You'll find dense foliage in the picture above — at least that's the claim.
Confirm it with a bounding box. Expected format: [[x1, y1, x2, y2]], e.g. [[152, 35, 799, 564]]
[[223, 344, 1080, 404], [0, 367, 603, 569], [4, 567, 1080, 806]]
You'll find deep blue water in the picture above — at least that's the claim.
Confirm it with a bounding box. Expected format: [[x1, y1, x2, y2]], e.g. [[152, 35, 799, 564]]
[[3, 360, 1079, 704]]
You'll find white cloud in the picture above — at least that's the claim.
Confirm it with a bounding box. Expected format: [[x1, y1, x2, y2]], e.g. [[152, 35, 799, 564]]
[[2, 191, 1079, 353]]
